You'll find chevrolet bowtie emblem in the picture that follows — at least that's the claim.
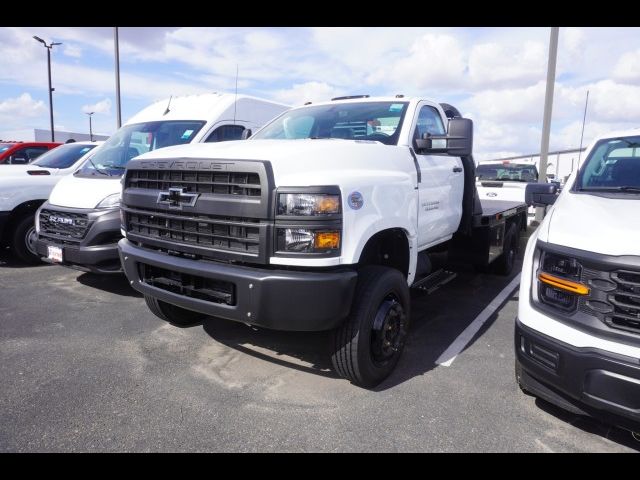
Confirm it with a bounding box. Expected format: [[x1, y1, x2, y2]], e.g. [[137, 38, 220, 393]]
[[157, 187, 199, 209]]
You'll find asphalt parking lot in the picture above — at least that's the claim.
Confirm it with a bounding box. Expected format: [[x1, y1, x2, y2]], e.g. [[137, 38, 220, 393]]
[[1, 249, 638, 452]]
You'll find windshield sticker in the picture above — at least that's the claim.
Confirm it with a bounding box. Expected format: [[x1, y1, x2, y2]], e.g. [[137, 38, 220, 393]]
[[389, 104, 403, 112], [181, 129, 194, 140]]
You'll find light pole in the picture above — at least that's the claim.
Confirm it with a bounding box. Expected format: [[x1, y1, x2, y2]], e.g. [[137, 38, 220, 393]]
[[33, 36, 62, 142], [85, 111, 94, 141]]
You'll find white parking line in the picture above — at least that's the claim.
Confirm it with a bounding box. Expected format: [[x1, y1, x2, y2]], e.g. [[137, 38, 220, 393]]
[[435, 274, 521, 367]]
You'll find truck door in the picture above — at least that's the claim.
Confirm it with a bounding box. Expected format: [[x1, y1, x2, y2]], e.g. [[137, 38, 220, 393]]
[[412, 104, 465, 249]]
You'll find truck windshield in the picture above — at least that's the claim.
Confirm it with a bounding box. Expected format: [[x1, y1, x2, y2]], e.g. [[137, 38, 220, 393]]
[[75, 120, 205, 177], [577, 136, 640, 193], [476, 163, 539, 182], [31, 143, 97, 169], [251, 101, 409, 145]]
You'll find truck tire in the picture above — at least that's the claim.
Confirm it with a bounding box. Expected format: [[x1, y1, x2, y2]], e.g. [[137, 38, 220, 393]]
[[331, 266, 411, 388], [144, 294, 206, 326], [11, 214, 41, 265], [494, 224, 518, 276]]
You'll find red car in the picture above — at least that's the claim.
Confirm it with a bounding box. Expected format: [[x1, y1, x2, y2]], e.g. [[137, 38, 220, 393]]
[[0, 141, 62, 165]]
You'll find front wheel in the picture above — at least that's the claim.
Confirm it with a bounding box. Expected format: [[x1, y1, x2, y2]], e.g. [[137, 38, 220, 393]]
[[331, 266, 411, 388], [144, 295, 206, 326], [11, 214, 41, 264]]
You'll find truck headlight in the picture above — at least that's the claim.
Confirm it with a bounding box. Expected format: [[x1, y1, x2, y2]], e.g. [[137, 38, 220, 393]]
[[277, 193, 340, 216], [96, 193, 121, 209], [535, 251, 589, 312], [277, 228, 341, 253]]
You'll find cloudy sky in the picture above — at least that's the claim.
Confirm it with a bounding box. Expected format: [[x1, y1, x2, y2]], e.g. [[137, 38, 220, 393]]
[[1, 27, 640, 159]]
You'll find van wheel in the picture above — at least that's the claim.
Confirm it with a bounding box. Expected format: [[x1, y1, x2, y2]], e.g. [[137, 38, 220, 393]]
[[495, 224, 518, 276], [144, 295, 206, 326], [11, 214, 41, 264], [331, 266, 410, 388]]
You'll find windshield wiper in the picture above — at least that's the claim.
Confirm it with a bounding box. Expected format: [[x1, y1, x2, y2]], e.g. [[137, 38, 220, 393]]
[[581, 186, 640, 193], [86, 156, 110, 176]]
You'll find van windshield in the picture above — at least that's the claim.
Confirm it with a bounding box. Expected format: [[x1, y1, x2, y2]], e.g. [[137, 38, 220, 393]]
[[75, 120, 205, 178], [577, 136, 640, 193], [32, 143, 97, 169], [251, 101, 409, 145], [476, 163, 539, 182]]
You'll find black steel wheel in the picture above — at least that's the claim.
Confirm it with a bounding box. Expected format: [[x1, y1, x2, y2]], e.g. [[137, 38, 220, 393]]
[[11, 214, 41, 264], [331, 266, 411, 388]]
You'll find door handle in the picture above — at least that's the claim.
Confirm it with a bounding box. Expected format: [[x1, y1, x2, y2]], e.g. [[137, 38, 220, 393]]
[[453, 167, 463, 173]]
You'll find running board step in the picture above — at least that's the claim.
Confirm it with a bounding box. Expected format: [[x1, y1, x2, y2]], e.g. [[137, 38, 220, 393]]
[[411, 269, 457, 294]]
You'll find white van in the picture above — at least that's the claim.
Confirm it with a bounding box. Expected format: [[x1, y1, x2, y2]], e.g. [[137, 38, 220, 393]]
[[35, 93, 289, 273], [517, 128, 640, 432]]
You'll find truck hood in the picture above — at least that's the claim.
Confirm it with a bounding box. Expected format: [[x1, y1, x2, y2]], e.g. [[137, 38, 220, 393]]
[[134, 139, 411, 186], [48, 174, 122, 209], [547, 191, 640, 256]]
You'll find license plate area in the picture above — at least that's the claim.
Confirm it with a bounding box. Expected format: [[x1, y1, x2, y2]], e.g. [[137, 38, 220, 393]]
[[47, 245, 63, 263]]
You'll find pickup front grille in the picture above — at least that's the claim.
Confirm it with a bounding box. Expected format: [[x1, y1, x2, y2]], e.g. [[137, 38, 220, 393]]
[[39, 209, 90, 241], [126, 170, 261, 196], [605, 270, 640, 334], [139, 263, 235, 305], [125, 207, 260, 255]]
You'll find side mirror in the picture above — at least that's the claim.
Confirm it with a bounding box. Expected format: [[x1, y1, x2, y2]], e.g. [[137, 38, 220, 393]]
[[525, 183, 558, 207], [9, 154, 28, 165], [241, 129, 252, 140], [414, 118, 473, 157]]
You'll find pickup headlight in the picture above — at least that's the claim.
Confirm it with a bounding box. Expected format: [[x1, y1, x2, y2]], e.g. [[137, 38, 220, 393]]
[[96, 193, 121, 209], [277, 228, 341, 253], [277, 193, 341, 216], [535, 251, 590, 312]]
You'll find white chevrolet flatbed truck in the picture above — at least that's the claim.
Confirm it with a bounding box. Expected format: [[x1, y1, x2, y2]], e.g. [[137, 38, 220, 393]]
[[517, 129, 640, 433], [118, 96, 527, 387]]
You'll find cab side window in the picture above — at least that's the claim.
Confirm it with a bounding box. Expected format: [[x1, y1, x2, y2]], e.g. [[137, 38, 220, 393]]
[[205, 125, 246, 143], [413, 106, 446, 142], [20, 146, 49, 161]]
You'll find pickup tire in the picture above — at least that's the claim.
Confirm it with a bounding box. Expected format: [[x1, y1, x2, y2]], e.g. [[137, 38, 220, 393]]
[[494, 223, 518, 276], [144, 294, 206, 326], [331, 266, 410, 388], [11, 214, 40, 264]]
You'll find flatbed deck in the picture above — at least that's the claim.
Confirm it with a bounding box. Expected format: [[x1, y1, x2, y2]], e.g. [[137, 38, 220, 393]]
[[479, 199, 527, 218]]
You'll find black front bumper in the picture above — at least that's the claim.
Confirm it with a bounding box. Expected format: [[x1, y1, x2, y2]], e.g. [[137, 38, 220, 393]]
[[35, 204, 123, 274], [515, 318, 640, 432], [119, 238, 357, 331]]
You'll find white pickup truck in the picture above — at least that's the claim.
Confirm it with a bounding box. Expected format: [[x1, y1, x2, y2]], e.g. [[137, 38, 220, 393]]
[[517, 129, 640, 432], [35, 93, 289, 274], [0, 141, 101, 263], [476, 159, 539, 224], [117, 96, 528, 387]]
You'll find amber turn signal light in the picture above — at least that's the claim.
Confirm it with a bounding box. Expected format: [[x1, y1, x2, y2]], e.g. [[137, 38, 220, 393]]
[[314, 231, 340, 249], [538, 272, 590, 295]]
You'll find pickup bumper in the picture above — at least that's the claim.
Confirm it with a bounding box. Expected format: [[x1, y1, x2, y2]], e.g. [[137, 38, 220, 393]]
[[515, 318, 640, 432], [35, 205, 122, 274], [119, 238, 358, 331]]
